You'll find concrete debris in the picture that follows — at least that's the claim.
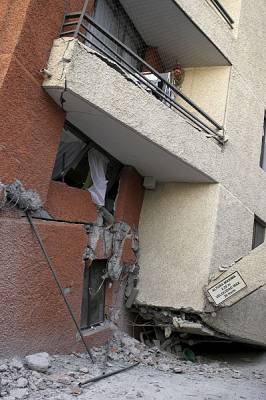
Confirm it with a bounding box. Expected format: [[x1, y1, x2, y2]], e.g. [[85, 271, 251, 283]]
[[107, 222, 131, 280], [0, 180, 43, 212], [0, 363, 8, 372], [24, 353, 51, 373], [6, 180, 42, 212], [136, 306, 221, 339], [0, 330, 265, 399], [9, 388, 29, 399], [11, 358, 24, 371], [83, 212, 140, 283], [16, 378, 28, 388]]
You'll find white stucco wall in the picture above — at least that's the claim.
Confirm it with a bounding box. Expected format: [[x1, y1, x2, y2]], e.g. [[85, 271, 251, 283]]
[[136, 183, 219, 312]]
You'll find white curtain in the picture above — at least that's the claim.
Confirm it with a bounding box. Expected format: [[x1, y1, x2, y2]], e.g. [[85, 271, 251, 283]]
[[88, 148, 109, 206]]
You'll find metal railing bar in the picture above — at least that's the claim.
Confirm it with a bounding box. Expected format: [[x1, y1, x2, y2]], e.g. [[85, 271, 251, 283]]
[[77, 29, 222, 139], [73, 0, 89, 38], [61, 30, 76, 36], [209, 0, 234, 27], [82, 13, 222, 131], [65, 11, 83, 18], [63, 21, 79, 28]]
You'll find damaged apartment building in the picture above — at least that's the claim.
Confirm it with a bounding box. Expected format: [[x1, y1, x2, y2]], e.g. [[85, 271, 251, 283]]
[[0, 0, 266, 358]]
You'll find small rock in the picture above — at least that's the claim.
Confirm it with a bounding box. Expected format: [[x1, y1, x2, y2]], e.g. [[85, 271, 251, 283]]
[[79, 367, 89, 374], [67, 371, 76, 377], [9, 388, 28, 399], [0, 364, 8, 372], [232, 373, 241, 379], [16, 378, 28, 388], [31, 371, 41, 379], [172, 367, 183, 374], [159, 364, 170, 372], [1, 378, 9, 386], [10, 358, 23, 370], [25, 352, 51, 372]]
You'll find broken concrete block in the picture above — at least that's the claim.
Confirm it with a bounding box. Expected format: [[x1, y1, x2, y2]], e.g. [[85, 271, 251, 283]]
[[9, 388, 28, 399], [79, 367, 89, 374], [10, 358, 23, 370], [25, 352, 51, 373], [125, 288, 139, 308], [16, 378, 28, 388], [0, 364, 8, 372]]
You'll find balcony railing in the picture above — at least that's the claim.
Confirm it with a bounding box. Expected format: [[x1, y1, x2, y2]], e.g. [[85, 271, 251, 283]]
[[209, 0, 234, 28], [60, 8, 225, 143]]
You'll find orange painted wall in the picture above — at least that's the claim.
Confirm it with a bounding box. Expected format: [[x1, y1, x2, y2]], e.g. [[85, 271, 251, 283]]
[[0, 0, 144, 357]]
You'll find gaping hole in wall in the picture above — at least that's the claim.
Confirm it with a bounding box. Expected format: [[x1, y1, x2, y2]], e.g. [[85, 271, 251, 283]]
[[252, 216, 265, 249], [52, 121, 122, 212], [80, 260, 107, 329]]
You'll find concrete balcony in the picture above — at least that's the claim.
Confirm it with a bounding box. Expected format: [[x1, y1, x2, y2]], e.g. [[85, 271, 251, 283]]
[[43, 1, 231, 184], [43, 36, 225, 184]]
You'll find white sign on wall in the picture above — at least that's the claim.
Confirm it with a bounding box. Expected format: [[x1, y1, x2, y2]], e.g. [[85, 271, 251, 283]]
[[208, 271, 247, 305]]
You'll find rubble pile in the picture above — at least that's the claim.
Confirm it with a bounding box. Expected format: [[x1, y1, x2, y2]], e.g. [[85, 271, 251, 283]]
[[1, 330, 263, 399]]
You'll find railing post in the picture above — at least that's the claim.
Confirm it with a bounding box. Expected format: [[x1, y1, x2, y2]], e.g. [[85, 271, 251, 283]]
[[74, 0, 90, 38]]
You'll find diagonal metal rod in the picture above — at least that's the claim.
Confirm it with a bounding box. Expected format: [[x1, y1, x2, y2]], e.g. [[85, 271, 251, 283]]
[[25, 211, 95, 363], [78, 362, 139, 387]]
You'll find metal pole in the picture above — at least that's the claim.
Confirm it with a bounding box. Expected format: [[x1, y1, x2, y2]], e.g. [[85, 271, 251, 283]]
[[79, 362, 139, 387]]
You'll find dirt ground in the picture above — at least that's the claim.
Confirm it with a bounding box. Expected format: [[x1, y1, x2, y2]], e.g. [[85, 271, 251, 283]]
[[0, 333, 265, 400]]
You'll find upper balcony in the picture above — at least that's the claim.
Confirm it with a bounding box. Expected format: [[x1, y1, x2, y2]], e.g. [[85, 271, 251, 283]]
[[43, 0, 231, 184]]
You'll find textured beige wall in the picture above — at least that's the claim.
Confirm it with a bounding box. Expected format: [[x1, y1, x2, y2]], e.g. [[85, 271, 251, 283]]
[[206, 241, 266, 308], [221, 0, 242, 25], [180, 66, 231, 125], [137, 183, 219, 312], [209, 185, 253, 276], [203, 288, 266, 346]]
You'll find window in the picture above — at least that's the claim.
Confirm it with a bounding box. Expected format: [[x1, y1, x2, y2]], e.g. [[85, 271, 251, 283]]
[[80, 260, 107, 329], [52, 125, 91, 188], [88, 0, 145, 70], [52, 121, 121, 212], [259, 113, 266, 170], [252, 217, 265, 249]]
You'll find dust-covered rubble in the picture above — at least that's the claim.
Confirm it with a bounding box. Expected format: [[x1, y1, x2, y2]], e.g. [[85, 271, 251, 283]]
[[0, 331, 265, 399]]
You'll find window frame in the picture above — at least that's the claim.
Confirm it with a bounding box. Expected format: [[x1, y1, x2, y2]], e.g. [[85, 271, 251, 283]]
[[252, 216, 266, 250], [259, 113, 266, 170], [80, 260, 107, 330]]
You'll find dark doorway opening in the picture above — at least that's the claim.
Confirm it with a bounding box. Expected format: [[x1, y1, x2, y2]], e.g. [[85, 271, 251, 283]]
[[80, 260, 107, 329]]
